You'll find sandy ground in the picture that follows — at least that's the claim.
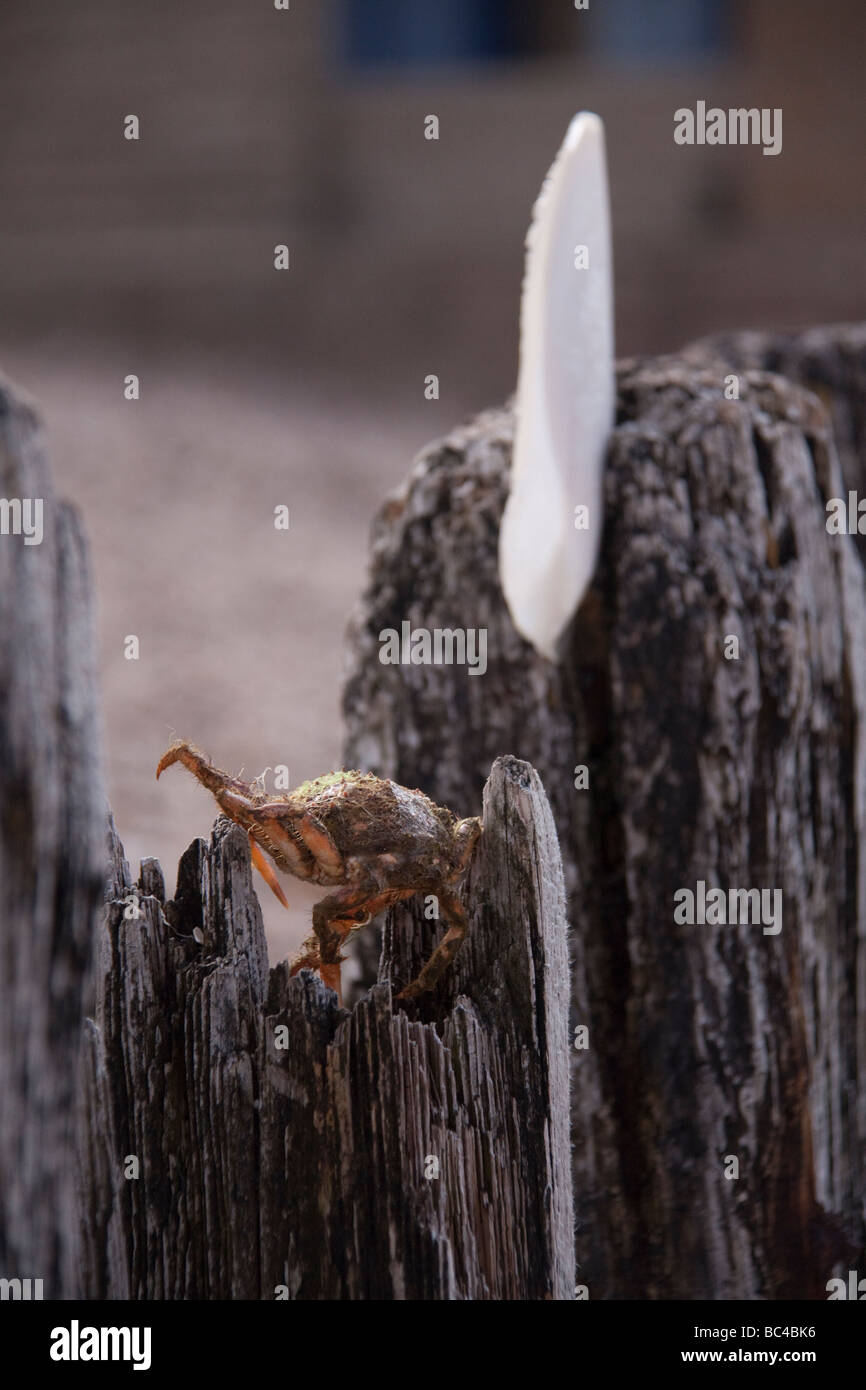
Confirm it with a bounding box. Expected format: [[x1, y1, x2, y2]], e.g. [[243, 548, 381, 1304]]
[[1, 344, 437, 962]]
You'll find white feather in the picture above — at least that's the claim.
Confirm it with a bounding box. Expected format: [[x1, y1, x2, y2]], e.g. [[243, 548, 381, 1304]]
[[499, 112, 615, 661]]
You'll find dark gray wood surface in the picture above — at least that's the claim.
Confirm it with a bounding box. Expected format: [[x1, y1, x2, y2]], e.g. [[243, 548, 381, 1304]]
[[4, 328, 865, 1301], [79, 757, 574, 1299], [0, 372, 106, 1299], [343, 329, 866, 1297]]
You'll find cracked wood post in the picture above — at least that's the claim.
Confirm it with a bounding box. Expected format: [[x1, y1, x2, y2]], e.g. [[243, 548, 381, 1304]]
[[0, 374, 106, 1298], [342, 324, 866, 1299], [686, 323, 866, 565], [80, 755, 574, 1300]]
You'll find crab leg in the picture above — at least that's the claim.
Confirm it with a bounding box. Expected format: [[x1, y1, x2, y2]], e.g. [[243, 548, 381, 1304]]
[[156, 740, 256, 818], [157, 740, 296, 900], [290, 885, 414, 1005], [248, 833, 289, 908], [291, 944, 343, 1003], [397, 885, 469, 1000]]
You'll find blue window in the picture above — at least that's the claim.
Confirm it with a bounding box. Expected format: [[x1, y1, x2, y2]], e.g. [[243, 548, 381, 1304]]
[[341, 0, 521, 68], [341, 0, 729, 69], [586, 0, 729, 61]]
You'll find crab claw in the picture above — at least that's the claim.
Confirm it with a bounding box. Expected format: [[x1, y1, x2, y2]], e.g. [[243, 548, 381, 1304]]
[[157, 740, 292, 911], [156, 740, 252, 801]]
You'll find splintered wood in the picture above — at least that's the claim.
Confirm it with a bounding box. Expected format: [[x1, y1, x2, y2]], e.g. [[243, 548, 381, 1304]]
[[79, 757, 574, 1300]]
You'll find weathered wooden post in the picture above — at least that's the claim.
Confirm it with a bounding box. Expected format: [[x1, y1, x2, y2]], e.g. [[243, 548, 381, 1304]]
[[0, 373, 106, 1299], [4, 325, 865, 1301], [343, 329, 866, 1298], [79, 758, 574, 1299], [0, 370, 574, 1303], [688, 323, 866, 560]]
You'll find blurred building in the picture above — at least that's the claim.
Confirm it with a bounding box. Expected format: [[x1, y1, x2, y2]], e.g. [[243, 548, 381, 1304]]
[[0, 0, 863, 413]]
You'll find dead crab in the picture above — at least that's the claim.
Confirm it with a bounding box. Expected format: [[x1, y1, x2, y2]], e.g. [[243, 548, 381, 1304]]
[[156, 740, 482, 1003]]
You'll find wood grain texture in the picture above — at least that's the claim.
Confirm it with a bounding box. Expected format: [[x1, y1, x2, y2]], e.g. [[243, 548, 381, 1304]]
[[686, 323, 866, 567], [343, 329, 866, 1298], [6, 328, 866, 1302], [0, 372, 106, 1298], [80, 756, 574, 1300]]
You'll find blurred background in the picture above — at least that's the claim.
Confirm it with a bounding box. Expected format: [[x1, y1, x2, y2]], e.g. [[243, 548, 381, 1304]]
[[0, 0, 863, 958]]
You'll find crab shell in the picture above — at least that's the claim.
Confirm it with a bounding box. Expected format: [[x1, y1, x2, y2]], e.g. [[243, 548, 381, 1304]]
[[156, 741, 481, 1001]]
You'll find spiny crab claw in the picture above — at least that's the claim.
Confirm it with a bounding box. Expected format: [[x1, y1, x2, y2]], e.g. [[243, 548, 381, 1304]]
[[156, 739, 290, 909]]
